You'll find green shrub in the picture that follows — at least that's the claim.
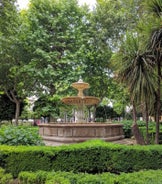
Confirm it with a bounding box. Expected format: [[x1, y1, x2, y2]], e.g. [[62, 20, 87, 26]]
[[139, 123, 162, 144], [45, 176, 70, 184], [18, 170, 116, 184], [2, 140, 162, 177], [76, 173, 114, 184], [3, 146, 52, 178], [19, 171, 72, 184], [0, 125, 44, 146], [119, 120, 161, 139], [120, 120, 132, 138], [18, 170, 162, 184], [116, 170, 162, 184], [19, 171, 47, 184], [0, 167, 13, 184]]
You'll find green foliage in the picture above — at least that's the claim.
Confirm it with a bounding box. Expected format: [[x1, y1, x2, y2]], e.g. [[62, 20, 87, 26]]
[[1, 140, 162, 177], [117, 170, 162, 184], [23, 0, 90, 97], [120, 119, 162, 143], [119, 120, 153, 138], [18, 171, 37, 184], [0, 94, 26, 122], [0, 94, 15, 122], [18, 169, 162, 184], [33, 95, 62, 119], [0, 146, 52, 178], [0, 0, 37, 125], [120, 120, 133, 138], [0, 125, 44, 146], [0, 167, 13, 184], [96, 105, 120, 121], [18, 170, 115, 184]]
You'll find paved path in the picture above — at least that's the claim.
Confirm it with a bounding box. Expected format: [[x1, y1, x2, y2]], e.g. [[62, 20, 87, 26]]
[[44, 138, 136, 146]]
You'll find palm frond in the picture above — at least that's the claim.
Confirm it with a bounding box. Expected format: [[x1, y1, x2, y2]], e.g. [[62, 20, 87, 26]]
[[143, 0, 162, 17]]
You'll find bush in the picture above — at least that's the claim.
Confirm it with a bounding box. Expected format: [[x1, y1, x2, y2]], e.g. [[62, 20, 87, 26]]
[[120, 120, 133, 138], [0, 167, 13, 184], [0, 145, 52, 177], [18, 170, 116, 184], [0, 125, 44, 146], [119, 120, 160, 139], [1, 140, 162, 177], [19, 171, 72, 184], [117, 170, 162, 184], [18, 170, 162, 184]]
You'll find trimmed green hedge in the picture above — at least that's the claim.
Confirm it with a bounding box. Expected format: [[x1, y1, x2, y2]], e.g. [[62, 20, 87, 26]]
[[0, 167, 13, 184], [18, 170, 162, 184], [18, 170, 116, 184], [1, 140, 162, 177]]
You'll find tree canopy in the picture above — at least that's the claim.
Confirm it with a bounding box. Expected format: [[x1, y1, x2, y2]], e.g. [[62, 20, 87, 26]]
[[0, 0, 161, 139]]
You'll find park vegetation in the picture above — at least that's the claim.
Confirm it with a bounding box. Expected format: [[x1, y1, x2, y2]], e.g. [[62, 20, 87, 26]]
[[0, 0, 161, 145], [0, 1, 162, 183], [1, 139, 162, 183]]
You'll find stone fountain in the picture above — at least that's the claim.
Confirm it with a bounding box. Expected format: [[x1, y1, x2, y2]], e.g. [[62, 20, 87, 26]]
[[61, 77, 100, 123], [39, 78, 124, 144]]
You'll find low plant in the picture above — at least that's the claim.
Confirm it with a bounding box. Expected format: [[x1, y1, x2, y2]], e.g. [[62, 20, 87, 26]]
[[0, 125, 44, 146], [0, 167, 13, 184], [18, 169, 162, 184]]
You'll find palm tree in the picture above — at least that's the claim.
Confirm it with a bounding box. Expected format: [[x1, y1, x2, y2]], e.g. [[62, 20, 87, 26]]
[[142, 0, 162, 144], [111, 32, 157, 144]]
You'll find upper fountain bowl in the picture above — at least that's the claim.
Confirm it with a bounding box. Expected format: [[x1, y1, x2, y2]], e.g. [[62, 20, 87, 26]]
[[71, 78, 89, 96], [61, 78, 100, 105]]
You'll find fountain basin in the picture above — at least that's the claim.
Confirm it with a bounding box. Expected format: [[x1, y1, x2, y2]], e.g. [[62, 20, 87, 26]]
[[39, 123, 124, 144]]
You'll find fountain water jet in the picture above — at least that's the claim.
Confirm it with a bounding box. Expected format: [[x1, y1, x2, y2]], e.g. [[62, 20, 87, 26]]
[[39, 78, 124, 145]]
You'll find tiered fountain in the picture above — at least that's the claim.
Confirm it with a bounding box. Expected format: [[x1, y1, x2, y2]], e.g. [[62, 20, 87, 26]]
[[39, 78, 124, 144]]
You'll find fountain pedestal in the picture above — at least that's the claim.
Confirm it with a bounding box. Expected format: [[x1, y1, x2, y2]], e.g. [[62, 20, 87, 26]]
[[39, 123, 124, 144]]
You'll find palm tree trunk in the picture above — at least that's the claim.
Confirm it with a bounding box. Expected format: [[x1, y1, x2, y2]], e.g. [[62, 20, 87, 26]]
[[131, 101, 145, 145], [155, 60, 161, 144], [145, 102, 149, 144]]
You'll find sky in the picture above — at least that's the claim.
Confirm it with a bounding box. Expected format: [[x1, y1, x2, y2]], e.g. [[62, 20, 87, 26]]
[[17, 0, 96, 9]]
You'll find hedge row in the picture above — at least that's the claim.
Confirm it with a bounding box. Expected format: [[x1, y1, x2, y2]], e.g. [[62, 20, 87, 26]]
[[18, 170, 162, 184], [1, 139, 162, 177], [0, 167, 13, 184], [1, 166, 162, 184]]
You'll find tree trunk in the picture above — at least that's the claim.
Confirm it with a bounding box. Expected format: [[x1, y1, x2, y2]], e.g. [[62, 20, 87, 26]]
[[155, 58, 161, 144], [14, 100, 20, 126], [131, 102, 145, 145], [145, 102, 149, 144], [155, 88, 160, 144], [5, 90, 21, 126]]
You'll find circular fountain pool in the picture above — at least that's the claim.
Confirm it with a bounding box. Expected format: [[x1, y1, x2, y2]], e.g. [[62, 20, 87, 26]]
[[38, 78, 124, 144]]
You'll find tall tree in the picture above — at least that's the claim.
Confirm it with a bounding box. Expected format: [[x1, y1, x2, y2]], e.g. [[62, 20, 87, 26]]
[[81, 0, 146, 102], [111, 33, 156, 144], [0, 0, 38, 125], [23, 0, 90, 96], [142, 0, 162, 144]]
